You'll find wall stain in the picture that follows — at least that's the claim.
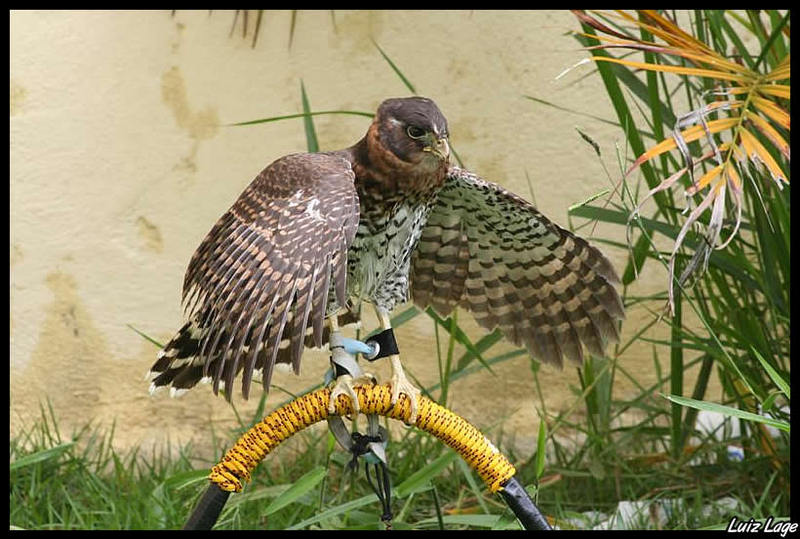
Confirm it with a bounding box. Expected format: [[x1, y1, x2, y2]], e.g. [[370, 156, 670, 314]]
[[161, 66, 219, 173], [449, 117, 478, 145], [136, 216, 164, 253], [10, 80, 27, 116], [447, 57, 470, 81], [314, 110, 370, 151], [331, 11, 385, 55], [12, 271, 234, 456], [475, 158, 507, 186], [14, 272, 107, 434], [171, 21, 185, 53], [10, 244, 23, 267], [161, 66, 219, 141]]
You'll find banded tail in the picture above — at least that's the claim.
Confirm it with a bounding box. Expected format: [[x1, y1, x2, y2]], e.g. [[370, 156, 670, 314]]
[[147, 310, 360, 398]]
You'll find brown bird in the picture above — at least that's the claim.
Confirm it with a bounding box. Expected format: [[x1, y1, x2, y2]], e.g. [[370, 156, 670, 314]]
[[148, 97, 624, 422]]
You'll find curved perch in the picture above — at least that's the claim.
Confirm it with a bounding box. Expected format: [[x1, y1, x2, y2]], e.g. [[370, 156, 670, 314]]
[[185, 384, 551, 530]]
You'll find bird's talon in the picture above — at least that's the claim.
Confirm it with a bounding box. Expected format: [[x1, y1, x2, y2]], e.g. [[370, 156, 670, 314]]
[[328, 373, 377, 416], [389, 363, 421, 425], [329, 375, 360, 416]]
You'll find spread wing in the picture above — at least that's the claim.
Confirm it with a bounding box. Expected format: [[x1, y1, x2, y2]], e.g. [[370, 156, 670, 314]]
[[151, 152, 360, 399], [411, 167, 624, 367]]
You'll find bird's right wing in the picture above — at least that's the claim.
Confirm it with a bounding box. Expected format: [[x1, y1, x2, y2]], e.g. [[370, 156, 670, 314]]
[[151, 153, 360, 399], [410, 167, 624, 368]]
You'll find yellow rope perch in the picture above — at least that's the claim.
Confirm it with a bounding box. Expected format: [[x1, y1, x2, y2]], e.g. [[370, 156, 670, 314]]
[[209, 384, 516, 494]]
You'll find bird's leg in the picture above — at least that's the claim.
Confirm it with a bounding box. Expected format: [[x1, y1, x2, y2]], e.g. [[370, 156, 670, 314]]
[[327, 312, 376, 416], [375, 307, 421, 424]]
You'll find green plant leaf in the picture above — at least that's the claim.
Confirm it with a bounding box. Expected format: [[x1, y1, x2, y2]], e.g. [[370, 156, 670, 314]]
[[363, 305, 422, 340], [570, 204, 763, 291], [664, 395, 789, 432], [523, 94, 621, 130], [424, 307, 494, 375], [288, 493, 379, 530], [391, 305, 423, 327], [226, 483, 293, 510], [455, 458, 490, 514], [535, 418, 547, 480], [416, 514, 505, 528], [262, 466, 327, 517], [372, 39, 417, 94], [230, 110, 373, 127], [670, 287, 684, 459], [622, 232, 650, 285], [10, 441, 75, 472], [753, 10, 791, 71], [751, 347, 789, 399], [573, 22, 666, 203], [300, 81, 319, 153], [288, 10, 297, 49], [394, 450, 459, 498], [455, 329, 503, 371], [126, 324, 164, 348], [162, 469, 209, 490]]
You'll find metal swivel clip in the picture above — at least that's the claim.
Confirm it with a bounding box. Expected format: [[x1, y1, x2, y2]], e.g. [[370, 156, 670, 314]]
[[326, 331, 394, 526]]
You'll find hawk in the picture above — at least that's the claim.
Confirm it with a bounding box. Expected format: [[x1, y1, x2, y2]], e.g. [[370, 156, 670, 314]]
[[149, 97, 624, 422]]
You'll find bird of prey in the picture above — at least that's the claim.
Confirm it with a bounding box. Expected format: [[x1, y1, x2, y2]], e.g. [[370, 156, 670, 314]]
[[148, 97, 624, 422]]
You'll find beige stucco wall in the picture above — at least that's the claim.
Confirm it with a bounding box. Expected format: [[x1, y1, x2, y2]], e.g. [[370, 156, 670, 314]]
[[10, 10, 710, 456]]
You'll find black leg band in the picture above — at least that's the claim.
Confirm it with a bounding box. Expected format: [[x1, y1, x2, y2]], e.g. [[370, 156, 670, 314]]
[[364, 328, 399, 361], [332, 362, 351, 378]]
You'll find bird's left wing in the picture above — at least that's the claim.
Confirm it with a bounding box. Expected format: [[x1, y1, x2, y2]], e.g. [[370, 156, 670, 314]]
[[151, 152, 360, 399], [410, 167, 624, 367]]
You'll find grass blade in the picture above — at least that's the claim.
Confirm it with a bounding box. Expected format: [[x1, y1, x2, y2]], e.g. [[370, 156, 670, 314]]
[[753, 10, 790, 71], [127, 323, 164, 348], [231, 110, 374, 127], [394, 450, 459, 498], [621, 232, 650, 286], [535, 418, 547, 480], [372, 39, 417, 94], [455, 458, 490, 514], [288, 493, 379, 530], [10, 441, 75, 472], [416, 514, 503, 528], [664, 395, 789, 432], [262, 466, 327, 517], [162, 469, 209, 490], [455, 329, 503, 371], [570, 204, 763, 291], [424, 307, 494, 375], [288, 10, 297, 50], [670, 288, 684, 459], [251, 10, 263, 48], [300, 81, 319, 153], [574, 21, 664, 198], [751, 347, 789, 399], [523, 95, 620, 129]]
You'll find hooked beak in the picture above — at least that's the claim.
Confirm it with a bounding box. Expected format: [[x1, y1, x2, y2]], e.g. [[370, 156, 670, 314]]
[[423, 134, 450, 161]]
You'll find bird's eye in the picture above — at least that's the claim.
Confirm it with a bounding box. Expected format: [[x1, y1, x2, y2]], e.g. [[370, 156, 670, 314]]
[[406, 125, 426, 139]]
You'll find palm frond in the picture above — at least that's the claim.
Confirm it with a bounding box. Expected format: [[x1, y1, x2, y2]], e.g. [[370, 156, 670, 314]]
[[574, 9, 790, 312]]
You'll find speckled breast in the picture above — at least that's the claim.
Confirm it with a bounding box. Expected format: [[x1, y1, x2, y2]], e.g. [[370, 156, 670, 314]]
[[345, 193, 437, 308]]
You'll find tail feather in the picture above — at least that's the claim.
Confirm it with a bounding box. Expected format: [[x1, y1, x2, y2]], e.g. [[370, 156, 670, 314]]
[[148, 310, 360, 398]]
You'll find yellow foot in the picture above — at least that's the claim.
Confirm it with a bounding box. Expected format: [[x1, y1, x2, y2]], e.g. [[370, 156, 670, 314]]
[[389, 355, 421, 424], [328, 373, 377, 416]]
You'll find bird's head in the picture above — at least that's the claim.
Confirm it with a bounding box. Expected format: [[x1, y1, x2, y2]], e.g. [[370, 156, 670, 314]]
[[374, 97, 450, 168]]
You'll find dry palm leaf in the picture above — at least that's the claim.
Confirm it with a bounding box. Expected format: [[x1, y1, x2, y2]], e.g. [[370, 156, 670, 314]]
[[574, 10, 790, 312]]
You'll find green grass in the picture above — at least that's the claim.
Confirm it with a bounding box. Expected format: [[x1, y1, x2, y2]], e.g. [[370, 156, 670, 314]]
[[11, 10, 790, 530], [10, 394, 789, 530], [568, 8, 789, 465]]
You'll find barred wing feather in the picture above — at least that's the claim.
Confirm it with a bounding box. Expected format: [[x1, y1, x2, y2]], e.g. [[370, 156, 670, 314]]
[[150, 153, 360, 399], [411, 167, 624, 367]]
